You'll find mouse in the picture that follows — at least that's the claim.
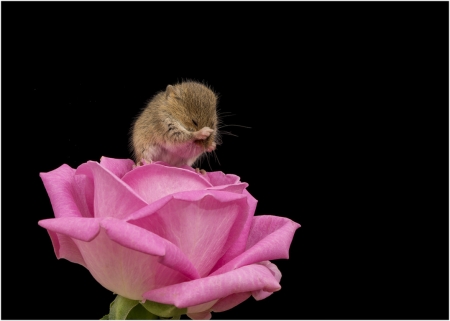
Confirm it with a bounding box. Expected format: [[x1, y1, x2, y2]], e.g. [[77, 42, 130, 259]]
[[130, 81, 219, 172]]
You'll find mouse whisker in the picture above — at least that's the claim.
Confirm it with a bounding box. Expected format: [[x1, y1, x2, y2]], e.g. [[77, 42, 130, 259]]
[[205, 152, 212, 171], [219, 131, 239, 137], [197, 154, 204, 170], [218, 124, 251, 129], [217, 112, 236, 117], [213, 150, 221, 166]]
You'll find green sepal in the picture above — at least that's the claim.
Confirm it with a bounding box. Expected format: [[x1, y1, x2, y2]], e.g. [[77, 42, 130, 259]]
[[126, 303, 159, 320], [101, 295, 184, 320], [141, 300, 187, 318], [109, 295, 140, 320]]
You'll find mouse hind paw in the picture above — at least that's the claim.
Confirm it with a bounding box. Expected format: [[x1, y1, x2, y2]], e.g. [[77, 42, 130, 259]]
[[135, 158, 152, 167], [195, 168, 207, 175]]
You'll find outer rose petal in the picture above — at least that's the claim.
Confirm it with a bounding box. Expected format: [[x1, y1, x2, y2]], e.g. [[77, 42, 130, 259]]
[[206, 183, 248, 194], [38, 217, 101, 242], [187, 300, 218, 314], [128, 190, 249, 277], [121, 163, 213, 204], [75, 228, 191, 300], [87, 161, 148, 219], [211, 215, 300, 276], [211, 292, 251, 313], [99, 157, 134, 179], [39, 216, 202, 299], [40, 164, 83, 218], [251, 261, 282, 300], [143, 263, 280, 308], [46, 230, 86, 267], [187, 262, 272, 317], [205, 171, 241, 186]]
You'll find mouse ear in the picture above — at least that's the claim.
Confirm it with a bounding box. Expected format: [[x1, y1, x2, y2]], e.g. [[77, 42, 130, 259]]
[[165, 85, 180, 99]]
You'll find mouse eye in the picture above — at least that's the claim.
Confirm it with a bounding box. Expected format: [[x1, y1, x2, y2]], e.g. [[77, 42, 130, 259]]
[[192, 119, 198, 126]]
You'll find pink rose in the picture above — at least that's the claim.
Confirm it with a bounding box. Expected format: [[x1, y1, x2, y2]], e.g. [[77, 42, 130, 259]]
[[38, 157, 300, 319]]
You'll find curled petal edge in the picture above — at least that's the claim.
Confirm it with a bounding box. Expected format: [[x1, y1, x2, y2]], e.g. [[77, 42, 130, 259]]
[[143, 263, 281, 309], [211, 215, 300, 276], [40, 164, 83, 218], [99, 156, 135, 179], [127, 189, 248, 223]]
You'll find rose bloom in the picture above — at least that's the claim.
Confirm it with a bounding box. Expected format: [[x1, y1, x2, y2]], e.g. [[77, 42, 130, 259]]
[[39, 157, 300, 319]]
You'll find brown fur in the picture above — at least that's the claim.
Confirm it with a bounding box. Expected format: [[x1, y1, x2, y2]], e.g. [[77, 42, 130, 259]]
[[130, 81, 219, 167]]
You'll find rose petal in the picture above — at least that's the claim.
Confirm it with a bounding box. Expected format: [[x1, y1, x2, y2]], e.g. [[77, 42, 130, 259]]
[[73, 163, 95, 217], [251, 261, 282, 300], [121, 163, 213, 204], [38, 217, 101, 242], [87, 161, 148, 219], [205, 171, 241, 186], [179, 164, 197, 172], [187, 300, 218, 314], [148, 163, 242, 187], [246, 215, 300, 250], [100, 217, 200, 280], [46, 230, 86, 267], [211, 292, 251, 313], [40, 164, 83, 218], [151, 161, 196, 174], [99, 156, 134, 179], [128, 190, 249, 277], [75, 228, 190, 300], [143, 263, 281, 308], [206, 183, 248, 194], [40, 216, 196, 300], [71, 174, 94, 217], [211, 189, 257, 272], [211, 215, 300, 276]]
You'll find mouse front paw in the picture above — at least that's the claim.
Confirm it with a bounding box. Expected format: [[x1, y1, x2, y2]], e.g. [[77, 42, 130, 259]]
[[193, 127, 214, 140]]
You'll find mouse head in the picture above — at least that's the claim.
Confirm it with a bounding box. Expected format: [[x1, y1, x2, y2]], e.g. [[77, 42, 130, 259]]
[[165, 81, 218, 145]]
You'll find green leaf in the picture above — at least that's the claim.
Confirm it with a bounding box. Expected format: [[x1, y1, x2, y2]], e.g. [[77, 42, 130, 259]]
[[100, 314, 109, 320], [126, 303, 159, 320], [141, 300, 187, 318], [109, 295, 139, 320]]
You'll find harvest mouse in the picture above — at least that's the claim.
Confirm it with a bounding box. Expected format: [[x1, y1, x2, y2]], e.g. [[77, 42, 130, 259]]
[[130, 81, 219, 171]]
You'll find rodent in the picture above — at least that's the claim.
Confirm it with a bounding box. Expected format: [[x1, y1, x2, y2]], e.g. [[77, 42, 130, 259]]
[[130, 81, 219, 168]]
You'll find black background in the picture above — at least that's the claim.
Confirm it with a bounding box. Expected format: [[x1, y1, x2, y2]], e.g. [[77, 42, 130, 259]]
[[2, 1, 448, 320]]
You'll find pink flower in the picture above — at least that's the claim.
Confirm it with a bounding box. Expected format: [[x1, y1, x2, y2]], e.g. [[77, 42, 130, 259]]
[[38, 157, 300, 319]]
